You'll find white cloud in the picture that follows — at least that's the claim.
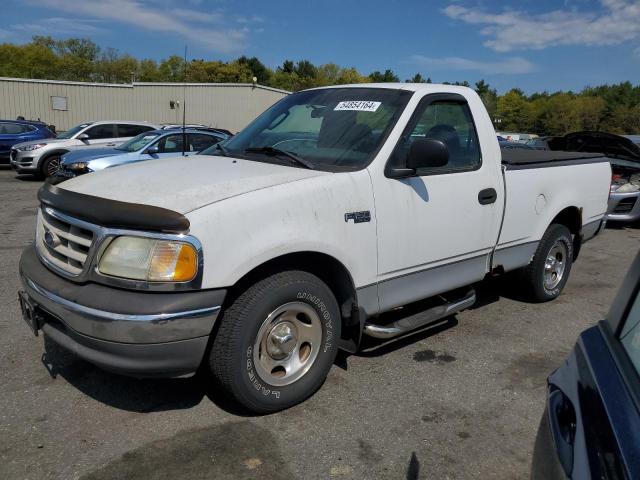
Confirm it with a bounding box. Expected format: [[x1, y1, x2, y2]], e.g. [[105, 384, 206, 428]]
[[408, 55, 535, 75], [443, 0, 640, 52], [26, 0, 248, 53], [12, 17, 107, 36]]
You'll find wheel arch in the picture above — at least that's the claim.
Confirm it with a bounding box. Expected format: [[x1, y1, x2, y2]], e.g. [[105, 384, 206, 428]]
[[548, 206, 583, 260], [225, 251, 362, 352], [39, 149, 69, 174]]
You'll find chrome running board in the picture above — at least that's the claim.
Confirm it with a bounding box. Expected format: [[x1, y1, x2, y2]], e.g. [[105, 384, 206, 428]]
[[363, 289, 476, 339]]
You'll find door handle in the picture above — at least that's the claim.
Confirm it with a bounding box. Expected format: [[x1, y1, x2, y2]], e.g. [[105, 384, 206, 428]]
[[478, 188, 497, 205], [547, 389, 576, 477]]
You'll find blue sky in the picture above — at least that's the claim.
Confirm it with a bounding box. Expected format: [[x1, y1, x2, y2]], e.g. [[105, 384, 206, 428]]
[[3, 0, 640, 93]]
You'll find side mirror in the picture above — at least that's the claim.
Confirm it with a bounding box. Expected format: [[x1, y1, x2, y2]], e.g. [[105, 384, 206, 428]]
[[385, 137, 450, 179], [407, 138, 449, 170], [77, 133, 89, 140], [146, 145, 159, 155]]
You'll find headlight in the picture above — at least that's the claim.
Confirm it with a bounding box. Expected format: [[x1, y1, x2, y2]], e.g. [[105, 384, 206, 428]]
[[67, 162, 90, 172], [98, 237, 198, 282], [19, 143, 48, 151]]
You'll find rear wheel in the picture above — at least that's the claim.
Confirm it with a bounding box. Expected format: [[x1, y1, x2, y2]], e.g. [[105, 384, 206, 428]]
[[41, 155, 62, 178], [209, 271, 340, 413], [518, 223, 574, 302]]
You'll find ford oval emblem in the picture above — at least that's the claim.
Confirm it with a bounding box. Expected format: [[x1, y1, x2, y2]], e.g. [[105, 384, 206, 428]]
[[44, 230, 59, 248]]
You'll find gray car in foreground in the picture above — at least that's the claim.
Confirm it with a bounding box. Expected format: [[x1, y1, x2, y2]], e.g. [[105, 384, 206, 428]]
[[10, 120, 159, 177]]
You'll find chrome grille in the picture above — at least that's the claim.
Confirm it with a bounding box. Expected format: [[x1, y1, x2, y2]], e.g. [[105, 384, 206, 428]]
[[36, 208, 95, 276]]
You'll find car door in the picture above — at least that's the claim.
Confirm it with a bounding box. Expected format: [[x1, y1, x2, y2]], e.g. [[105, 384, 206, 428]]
[[153, 133, 188, 159], [371, 94, 502, 310], [533, 254, 640, 480], [189, 133, 222, 153], [0, 122, 36, 155], [83, 123, 118, 146]]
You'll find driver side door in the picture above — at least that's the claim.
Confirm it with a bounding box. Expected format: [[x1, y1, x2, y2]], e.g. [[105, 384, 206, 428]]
[[371, 94, 502, 311]]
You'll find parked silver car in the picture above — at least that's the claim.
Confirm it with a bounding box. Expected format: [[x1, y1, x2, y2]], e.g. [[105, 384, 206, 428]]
[[10, 120, 159, 177]]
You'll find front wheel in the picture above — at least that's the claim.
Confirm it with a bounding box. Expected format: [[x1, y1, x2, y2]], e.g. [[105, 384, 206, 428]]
[[518, 223, 574, 302], [41, 155, 62, 178], [209, 271, 341, 413]]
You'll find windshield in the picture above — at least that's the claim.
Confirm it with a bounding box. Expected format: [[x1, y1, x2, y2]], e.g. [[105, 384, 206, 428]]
[[116, 132, 161, 152], [217, 88, 412, 171], [57, 123, 91, 139]]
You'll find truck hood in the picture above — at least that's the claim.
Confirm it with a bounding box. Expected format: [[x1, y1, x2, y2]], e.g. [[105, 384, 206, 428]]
[[59, 155, 329, 214], [549, 131, 640, 165]]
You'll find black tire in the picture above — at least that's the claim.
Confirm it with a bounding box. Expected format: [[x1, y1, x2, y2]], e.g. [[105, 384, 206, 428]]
[[210, 271, 341, 413], [519, 223, 574, 302], [41, 155, 62, 178]]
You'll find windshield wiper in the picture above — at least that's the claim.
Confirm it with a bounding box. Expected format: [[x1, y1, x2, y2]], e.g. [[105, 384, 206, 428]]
[[211, 142, 230, 157], [244, 146, 314, 169]]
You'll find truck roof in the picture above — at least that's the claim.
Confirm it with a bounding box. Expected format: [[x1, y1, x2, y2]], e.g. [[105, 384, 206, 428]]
[[307, 83, 475, 94]]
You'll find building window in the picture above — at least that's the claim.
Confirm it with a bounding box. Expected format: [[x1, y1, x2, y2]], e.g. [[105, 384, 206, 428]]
[[51, 96, 68, 111]]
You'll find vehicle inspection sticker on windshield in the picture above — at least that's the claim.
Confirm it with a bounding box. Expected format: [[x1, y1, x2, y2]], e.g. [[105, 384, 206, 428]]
[[334, 101, 381, 112]]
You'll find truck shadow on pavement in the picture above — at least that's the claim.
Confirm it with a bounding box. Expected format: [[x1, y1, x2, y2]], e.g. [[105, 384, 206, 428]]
[[39, 275, 520, 416], [40, 336, 252, 416]]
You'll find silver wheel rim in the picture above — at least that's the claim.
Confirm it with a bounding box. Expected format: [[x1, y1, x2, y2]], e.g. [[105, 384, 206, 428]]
[[544, 240, 567, 290], [253, 302, 323, 387], [45, 157, 60, 176]]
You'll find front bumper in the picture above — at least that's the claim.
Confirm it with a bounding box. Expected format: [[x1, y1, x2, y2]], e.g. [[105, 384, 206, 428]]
[[10, 148, 40, 172], [19, 245, 226, 377], [607, 190, 640, 222]]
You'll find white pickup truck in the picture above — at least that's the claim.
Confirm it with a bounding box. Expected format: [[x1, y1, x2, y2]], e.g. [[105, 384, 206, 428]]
[[19, 84, 611, 412]]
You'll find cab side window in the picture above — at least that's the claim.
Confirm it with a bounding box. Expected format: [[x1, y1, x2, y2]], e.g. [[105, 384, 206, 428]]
[[85, 124, 116, 140], [394, 100, 482, 173]]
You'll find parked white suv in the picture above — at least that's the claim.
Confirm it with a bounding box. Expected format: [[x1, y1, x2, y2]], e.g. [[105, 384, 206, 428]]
[[10, 120, 159, 176], [18, 84, 611, 413]]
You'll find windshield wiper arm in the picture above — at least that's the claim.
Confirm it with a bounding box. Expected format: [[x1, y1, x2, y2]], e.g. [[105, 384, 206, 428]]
[[214, 142, 230, 157], [244, 146, 314, 169]]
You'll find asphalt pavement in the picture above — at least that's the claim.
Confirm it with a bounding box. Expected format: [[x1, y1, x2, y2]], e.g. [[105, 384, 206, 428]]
[[1, 167, 639, 480]]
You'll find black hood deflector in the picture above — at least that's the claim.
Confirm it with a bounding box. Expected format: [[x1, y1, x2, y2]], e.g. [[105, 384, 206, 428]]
[[38, 182, 190, 234]]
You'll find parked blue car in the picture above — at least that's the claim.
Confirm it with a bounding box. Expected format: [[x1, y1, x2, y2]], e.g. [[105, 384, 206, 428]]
[[57, 128, 227, 179], [0, 120, 55, 164]]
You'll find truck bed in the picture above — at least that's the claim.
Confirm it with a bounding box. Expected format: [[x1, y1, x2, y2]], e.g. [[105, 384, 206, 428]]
[[501, 149, 605, 169]]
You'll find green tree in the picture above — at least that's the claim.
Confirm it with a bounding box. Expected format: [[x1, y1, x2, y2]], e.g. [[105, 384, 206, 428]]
[[475, 79, 498, 119], [369, 69, 399, 82], [1, 36, 639, 133], [137, 59, 160, 82], [158, 55, 186, 82], [407, 73, 427, 83], [497, 89, 532, 131], [237, 56, 271, 84]]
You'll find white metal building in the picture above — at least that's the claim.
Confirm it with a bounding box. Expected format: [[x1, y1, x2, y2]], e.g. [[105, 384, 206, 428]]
[[0, 77, 289, 132]]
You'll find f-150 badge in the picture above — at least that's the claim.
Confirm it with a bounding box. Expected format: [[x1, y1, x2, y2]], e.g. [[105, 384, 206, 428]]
[[344, 211, 371, 223]]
